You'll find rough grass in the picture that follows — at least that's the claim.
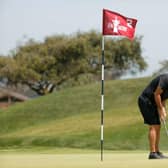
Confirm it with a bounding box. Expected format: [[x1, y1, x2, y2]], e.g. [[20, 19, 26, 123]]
[[0, 77, 168, 150]]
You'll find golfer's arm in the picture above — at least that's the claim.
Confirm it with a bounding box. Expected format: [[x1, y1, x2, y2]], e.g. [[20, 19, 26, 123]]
[[154, 86, 163, 110]]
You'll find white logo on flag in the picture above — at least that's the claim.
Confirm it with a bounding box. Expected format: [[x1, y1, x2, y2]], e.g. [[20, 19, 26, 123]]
[[107, 17, 128, 33], [112, 17, 120, 33]]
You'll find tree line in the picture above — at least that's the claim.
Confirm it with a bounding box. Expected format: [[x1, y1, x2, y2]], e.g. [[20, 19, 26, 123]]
[[0, 30, 147, 94]]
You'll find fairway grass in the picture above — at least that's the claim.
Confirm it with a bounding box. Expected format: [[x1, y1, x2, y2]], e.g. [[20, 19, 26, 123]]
[[1, 151, 168, 168]]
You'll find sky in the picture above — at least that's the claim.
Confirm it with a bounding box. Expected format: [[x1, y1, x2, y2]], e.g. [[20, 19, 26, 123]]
[[1, 0, 168, 78]]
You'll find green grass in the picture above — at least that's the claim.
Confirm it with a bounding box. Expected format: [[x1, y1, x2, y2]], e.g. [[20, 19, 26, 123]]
[[1, 151, 168, 168], [0, 77, 168, 150]]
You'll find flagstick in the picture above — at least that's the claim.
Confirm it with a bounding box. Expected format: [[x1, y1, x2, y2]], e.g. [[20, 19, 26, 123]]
[[101, 36, 105, 161]]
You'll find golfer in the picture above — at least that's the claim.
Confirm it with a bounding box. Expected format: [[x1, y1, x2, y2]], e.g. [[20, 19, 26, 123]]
[[138, 74, 168, 159]]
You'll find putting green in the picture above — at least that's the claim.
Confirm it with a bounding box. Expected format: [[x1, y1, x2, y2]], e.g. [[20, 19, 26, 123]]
[[1, 152, 168, 168]]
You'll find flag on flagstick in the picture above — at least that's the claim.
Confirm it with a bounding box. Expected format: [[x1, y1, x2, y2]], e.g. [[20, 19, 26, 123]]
[[100, 9, 137, 161], [102, 9, 137, 40]]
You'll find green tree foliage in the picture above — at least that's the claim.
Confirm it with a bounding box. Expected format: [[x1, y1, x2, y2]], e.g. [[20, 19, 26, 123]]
[[104, 36, 147, 78], [153, 60, 168, 76], [0, 30, 147, 89]]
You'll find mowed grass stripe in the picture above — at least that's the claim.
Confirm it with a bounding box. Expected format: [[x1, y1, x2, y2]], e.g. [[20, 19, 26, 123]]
[[1, 107, 139, 138]]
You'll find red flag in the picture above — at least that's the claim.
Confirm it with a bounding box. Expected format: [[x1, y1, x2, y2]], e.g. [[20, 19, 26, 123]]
[[102, 9, 137, 40]]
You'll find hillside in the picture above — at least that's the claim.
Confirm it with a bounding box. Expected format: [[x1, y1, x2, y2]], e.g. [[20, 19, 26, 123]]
[[0, 77, 168, 150]]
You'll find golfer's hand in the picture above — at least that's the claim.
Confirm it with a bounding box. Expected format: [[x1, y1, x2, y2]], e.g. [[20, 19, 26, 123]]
[[159, 107, 167, 122]]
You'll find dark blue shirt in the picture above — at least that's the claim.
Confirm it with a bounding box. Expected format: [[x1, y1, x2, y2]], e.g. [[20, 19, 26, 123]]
[[141, 74, 168, 104]]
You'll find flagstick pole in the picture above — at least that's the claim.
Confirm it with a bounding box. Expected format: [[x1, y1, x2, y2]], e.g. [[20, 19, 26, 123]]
[[101, 35, 105, 161]]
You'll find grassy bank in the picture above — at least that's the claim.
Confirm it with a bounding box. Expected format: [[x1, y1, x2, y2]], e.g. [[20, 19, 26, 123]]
[[0, 77, 168, 150]]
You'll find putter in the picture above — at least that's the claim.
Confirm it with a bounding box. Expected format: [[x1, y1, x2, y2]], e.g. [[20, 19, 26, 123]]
[[163, 120, 168, 136]]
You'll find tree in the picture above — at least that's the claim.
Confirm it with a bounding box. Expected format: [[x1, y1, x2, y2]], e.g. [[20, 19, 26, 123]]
[[0, 30, 147, 91], [153, 60, 168, 76], [104, 36, 147, 78]]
